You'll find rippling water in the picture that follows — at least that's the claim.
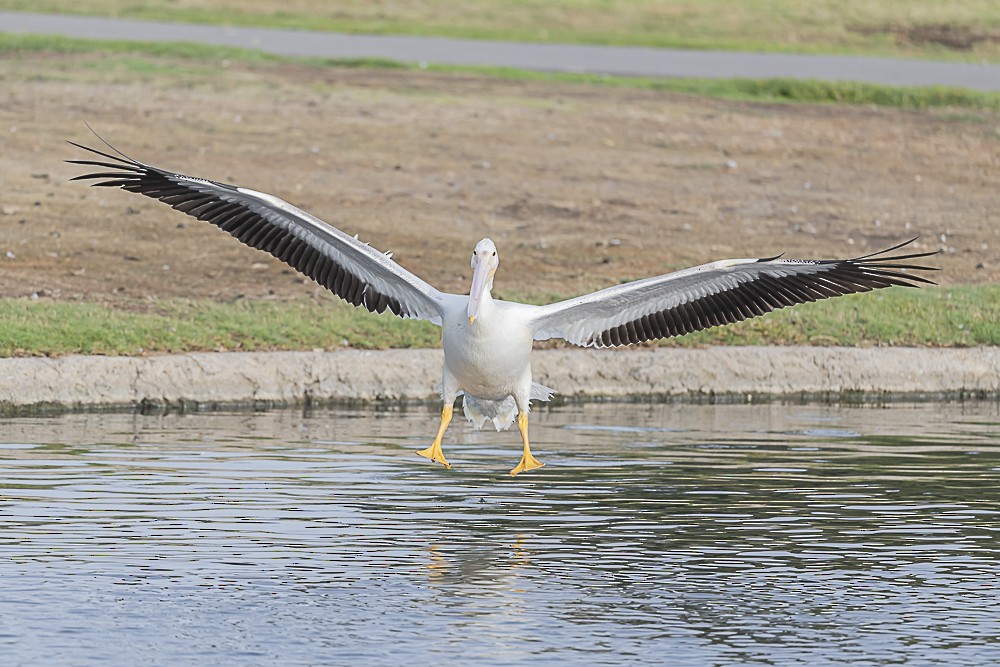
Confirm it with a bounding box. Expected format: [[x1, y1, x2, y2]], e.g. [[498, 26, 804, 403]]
[[2, 401, 999, 666]]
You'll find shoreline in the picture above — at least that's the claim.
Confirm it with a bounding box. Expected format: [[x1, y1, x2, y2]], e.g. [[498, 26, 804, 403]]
[[2, 346, 998, 414]]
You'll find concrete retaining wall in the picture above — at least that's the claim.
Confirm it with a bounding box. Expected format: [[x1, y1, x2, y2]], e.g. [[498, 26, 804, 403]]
[[1, 347, 997, 412]]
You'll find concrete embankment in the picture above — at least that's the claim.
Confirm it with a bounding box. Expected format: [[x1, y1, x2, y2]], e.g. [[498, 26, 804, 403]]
[[1, 347, 997, 412]]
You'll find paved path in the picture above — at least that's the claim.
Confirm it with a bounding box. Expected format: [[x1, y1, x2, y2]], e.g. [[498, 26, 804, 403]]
[[3, 11, 1000, 90]]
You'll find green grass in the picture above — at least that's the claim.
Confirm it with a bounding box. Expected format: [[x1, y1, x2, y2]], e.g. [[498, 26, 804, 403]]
[[1, 286, 996, 358], [447, 65, 1000, 112], [670, 284, 1000, 347], [3, 0, 1000, 61], [0, 299, 441, 357], [3, 33, 1000, 112], [0, 32, 290, 63]]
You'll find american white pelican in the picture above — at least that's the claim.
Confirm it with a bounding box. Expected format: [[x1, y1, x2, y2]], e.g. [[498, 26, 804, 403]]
[[69, 138, 938, 475]]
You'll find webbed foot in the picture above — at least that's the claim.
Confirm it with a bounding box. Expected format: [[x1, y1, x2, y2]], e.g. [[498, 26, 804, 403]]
[[416, 441, 451, 469], [510, 451, 544, 476]]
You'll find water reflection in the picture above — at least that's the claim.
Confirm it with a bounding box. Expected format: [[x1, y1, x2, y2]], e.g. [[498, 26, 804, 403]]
[[1, 402, 998, 666]]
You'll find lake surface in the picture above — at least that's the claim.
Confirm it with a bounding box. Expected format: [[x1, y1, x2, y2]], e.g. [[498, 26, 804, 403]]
[[2, 401, 998, 666]]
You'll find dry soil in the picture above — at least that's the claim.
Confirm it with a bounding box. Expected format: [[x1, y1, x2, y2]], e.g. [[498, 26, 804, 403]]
[[1, 53, 998, 308]]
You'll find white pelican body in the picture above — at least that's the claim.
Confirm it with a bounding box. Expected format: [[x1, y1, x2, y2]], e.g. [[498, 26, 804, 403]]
[[440, 259, 555, 436], [443, 298, 536, 424], [70, 137, 937, 475]]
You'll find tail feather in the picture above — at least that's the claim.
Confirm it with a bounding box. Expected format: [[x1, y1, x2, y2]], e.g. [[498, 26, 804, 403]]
[[529, 383, 555, 403], [461, 383, 555, 432]]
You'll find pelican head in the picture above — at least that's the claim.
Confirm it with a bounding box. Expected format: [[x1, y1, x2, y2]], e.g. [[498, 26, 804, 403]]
[[467, 238, 498, 324]]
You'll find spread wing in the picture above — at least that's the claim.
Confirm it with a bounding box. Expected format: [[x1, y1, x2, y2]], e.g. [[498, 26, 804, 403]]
[[529, 240, 938, 348], [68, 138, 450, 324]]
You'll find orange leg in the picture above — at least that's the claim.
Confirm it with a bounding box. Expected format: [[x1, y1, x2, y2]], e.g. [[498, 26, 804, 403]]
[[416, 405, 453, 469], [510, 411, 544, 476]]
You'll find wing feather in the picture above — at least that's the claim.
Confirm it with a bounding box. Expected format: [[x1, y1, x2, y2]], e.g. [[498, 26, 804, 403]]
[[68, 138, 449, 323], [530, 239, 938, 348]]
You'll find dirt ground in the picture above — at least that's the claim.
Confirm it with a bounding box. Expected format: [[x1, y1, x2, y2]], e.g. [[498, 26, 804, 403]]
[[1, 52, 998, 309]]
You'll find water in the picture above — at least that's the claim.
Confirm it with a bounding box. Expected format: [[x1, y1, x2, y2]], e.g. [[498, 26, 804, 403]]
[[2, 401, 998, 666]]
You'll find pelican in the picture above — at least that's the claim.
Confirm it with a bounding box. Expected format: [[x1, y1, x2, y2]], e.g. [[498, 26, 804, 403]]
[[68, 137, 938, 475]]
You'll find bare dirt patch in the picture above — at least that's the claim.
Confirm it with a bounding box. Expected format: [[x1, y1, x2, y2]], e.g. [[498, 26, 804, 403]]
[[1, 53, 998, 309]]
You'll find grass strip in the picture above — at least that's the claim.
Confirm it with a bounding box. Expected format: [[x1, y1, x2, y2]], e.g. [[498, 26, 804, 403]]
[[447, 64, 1000, 112], [2, 33, 1000, 112], [1, 285, 996, 358], [0, 299, 441, 357]]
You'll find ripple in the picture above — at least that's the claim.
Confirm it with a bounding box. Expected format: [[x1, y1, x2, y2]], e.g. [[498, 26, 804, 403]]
[[1, 401, 999, 666]]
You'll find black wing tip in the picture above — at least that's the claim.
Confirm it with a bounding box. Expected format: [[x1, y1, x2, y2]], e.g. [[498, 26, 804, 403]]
[[850, 236, 944, 262], [759, 237, 941, 277], [66, 141, 142, 176], [758, 237, 940, 267], [846, 237, 941, 287], [68, 131, 243, 192], [82, 123, 143, 164]]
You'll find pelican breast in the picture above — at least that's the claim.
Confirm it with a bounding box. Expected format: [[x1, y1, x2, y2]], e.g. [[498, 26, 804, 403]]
[[442, 300, 536, 400]]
